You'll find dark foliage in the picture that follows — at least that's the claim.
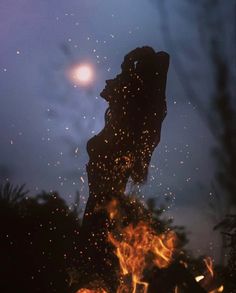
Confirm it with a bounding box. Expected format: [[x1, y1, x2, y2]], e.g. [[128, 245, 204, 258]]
[[0, 183, 80, 293], [215, 215, 236, 292]]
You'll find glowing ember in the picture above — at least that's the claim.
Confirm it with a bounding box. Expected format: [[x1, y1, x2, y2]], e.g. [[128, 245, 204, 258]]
[[216, 286, 224, 292], [107, 198, 119, 220], [209, 285, 224, 293], [108, 221, 176, 292], [69, 63, 94, 85], [195, 275, 205, 282], [77, 289, 107, 293]]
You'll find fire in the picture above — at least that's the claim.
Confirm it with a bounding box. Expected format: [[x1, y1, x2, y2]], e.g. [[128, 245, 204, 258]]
[[195, 257, 224, 293], [77, 227, 224, 293], [216, 286, 224, 292], [108, 221, 176, 292], [195, 275, 205, 282], [78, 200, 223, 293], [204, 257, 214, 278], [77, 289, 107, 293], [107, 198, 119, 220], [204, 257, 224, 293]]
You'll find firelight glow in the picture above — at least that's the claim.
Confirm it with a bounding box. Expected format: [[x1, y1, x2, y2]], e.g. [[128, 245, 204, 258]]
[[70, 63, 94, 86]]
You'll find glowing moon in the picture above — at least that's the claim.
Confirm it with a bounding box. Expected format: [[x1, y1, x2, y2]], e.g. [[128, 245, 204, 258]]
[[69, 63, 94, 86]]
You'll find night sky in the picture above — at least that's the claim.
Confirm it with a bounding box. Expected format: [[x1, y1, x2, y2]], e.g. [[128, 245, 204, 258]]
[[0, 0, 234, 260]]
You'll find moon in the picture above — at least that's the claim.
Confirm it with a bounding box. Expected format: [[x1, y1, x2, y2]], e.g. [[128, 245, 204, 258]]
[[69, 63, 94, 86]]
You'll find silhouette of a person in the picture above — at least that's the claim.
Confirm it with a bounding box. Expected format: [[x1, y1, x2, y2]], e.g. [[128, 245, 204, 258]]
[[85, 46, 169, 217], [79, 46, 169, 290]]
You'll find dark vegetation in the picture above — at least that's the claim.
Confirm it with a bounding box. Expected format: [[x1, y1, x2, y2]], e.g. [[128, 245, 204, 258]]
[[0, 182, 80, 293]]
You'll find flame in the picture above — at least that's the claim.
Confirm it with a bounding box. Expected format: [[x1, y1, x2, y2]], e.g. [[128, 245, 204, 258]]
[[108, 221, 176, 292], [217, 285, 224, 292], [77, 289, 107, 293], [195, 257, 224, 293], [204, 257, 214, 278], [78, 200, 223, 293], [209, 286, 224, 293], [107, 198, 119, 220], [77, 229, 224, 293]]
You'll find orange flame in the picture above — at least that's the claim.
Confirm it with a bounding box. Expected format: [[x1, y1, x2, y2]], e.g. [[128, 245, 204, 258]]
[[195, 257, 224, 293], [107, 198, 119, 220], [204, 257, 214, 278], [77, 289, 107, 293], [209, 285, 224, 293], [78, 200, 223, 293], [108, 221, 176, 292]]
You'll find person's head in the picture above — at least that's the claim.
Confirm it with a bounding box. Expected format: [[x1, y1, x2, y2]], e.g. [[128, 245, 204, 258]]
[[101, 46, 169, 107]]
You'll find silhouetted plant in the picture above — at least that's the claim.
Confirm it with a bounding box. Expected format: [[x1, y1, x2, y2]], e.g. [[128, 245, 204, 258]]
[[0, 183, 81, 293], [0, 182, 28, 204]]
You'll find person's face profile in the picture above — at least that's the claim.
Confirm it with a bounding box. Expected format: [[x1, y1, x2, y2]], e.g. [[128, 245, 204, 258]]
[[100, 75, 121, 99]]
